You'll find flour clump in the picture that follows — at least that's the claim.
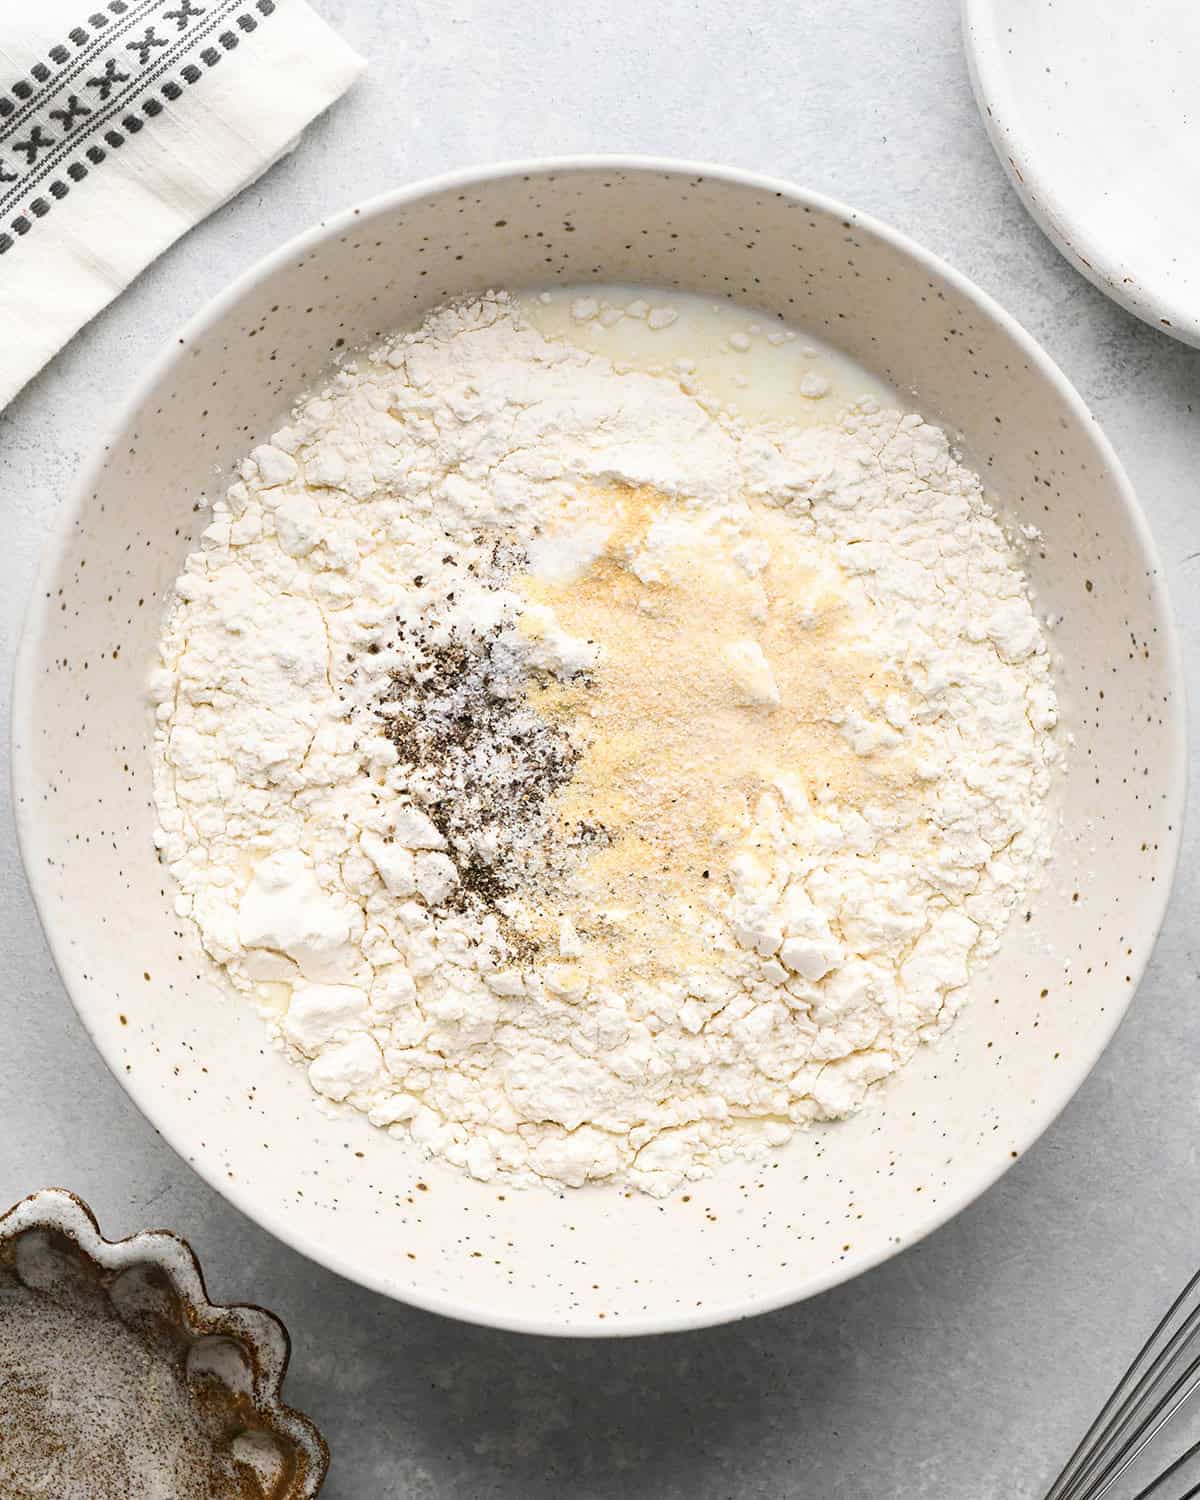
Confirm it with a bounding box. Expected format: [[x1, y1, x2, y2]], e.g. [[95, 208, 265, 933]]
[[151, 291, 1060, 1197]]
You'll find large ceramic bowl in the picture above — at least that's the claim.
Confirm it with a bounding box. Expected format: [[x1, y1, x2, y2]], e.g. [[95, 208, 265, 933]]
[[13, 159, 1185, 1336]]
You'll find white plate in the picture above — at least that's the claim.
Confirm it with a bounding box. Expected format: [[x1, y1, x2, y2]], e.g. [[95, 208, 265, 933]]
[[964, 0, 1200, 345], [13, 158, 1186, 1336]]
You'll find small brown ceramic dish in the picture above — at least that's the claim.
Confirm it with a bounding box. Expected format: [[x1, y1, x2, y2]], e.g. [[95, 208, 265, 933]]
[[0, 1188, 328, 1498]]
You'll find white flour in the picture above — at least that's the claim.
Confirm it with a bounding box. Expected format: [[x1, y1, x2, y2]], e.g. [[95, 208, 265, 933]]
[[151, 292, 1059, 1197]]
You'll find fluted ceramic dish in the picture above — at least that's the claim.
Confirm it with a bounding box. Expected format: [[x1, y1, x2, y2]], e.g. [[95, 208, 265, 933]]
[[0, 1188, 327, 1496], [12, 158, 1186, 1336]]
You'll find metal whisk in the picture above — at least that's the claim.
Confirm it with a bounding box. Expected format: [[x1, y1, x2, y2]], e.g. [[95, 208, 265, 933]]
[[1047, 1266, 1200, 1500]]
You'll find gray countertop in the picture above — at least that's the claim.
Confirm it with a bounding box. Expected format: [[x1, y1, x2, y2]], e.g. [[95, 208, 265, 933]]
[[3, 3, 1199, 1495]]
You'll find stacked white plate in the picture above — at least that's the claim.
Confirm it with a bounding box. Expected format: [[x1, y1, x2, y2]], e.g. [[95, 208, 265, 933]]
[[964, 0, 1200, 345]]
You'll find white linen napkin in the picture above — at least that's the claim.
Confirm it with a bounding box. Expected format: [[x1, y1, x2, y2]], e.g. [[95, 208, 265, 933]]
[[0, 0, 365, 408]]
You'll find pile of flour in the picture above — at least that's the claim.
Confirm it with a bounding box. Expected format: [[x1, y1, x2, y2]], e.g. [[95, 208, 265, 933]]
[[151, 292, 1059, 1197]]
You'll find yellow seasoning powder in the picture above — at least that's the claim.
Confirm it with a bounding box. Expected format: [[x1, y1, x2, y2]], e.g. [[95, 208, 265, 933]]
[[515, 483, 924, 983]]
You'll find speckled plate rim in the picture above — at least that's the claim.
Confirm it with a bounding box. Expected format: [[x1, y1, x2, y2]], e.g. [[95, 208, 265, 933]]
[[961, 0, 1200, 347], [12, 155, 1188, 1337]]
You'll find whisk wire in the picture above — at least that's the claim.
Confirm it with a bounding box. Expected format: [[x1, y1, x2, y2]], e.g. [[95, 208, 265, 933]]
[[1047, 1266, 1200, 1500], [1076, 1352, 1200, 1500], [1133, 1435, 1200, 1500]]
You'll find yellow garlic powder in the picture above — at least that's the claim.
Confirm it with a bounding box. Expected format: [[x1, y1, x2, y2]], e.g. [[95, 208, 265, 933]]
[[515, 484, 926, 982]]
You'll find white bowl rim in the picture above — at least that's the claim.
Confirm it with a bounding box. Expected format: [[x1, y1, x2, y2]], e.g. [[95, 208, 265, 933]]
[[961, 0, 1200, 347], [13, 154, 1188, 1337]]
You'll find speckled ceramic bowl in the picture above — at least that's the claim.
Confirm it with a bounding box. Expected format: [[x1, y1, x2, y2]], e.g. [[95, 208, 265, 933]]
[[13, 159, 1185, 1336], [0, 1189, 327, 1496]]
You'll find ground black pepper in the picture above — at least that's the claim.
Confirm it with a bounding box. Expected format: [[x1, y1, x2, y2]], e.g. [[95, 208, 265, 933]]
[[373, 618, 602, 916]]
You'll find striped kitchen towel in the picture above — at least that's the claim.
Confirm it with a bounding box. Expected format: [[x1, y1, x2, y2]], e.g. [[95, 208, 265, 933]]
[[0, 0, 364, 408]]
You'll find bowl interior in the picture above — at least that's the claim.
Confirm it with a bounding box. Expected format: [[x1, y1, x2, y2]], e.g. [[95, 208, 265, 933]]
[[14, 163, 1183, 1335]]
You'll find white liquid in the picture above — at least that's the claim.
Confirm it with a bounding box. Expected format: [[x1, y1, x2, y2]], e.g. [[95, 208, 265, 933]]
[[519, 284, 897, 425]]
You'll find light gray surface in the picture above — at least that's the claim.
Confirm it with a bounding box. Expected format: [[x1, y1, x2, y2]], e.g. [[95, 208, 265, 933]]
[[1, 2, 1197, 1496]]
